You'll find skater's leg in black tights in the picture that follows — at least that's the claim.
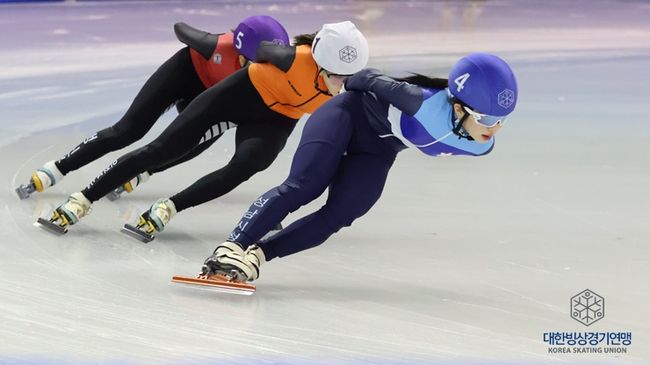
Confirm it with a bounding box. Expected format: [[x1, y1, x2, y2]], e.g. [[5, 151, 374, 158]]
[[55, 47, 204, 175], [148, 135, 220, 175], [169, 120, 295, 212], [80, 67, 278, 203]]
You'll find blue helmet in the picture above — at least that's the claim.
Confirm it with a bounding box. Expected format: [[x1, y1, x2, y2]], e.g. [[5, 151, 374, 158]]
[[233, 15, 290, 61], [448, 53, 518, 117]]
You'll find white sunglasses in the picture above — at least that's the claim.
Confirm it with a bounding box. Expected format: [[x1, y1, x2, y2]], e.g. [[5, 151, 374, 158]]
[[463, 106, 505, 128]]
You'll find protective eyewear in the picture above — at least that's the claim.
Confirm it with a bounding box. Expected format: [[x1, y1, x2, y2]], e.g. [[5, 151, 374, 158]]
[[463, 105, 505, 128], [321, 68, 349, 81]]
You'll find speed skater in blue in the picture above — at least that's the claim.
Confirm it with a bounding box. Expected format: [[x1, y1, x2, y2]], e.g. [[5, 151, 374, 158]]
[[174, 53, 519, 293]]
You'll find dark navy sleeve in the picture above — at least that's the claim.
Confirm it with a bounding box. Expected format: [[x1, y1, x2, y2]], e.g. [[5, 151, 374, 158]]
[[344, 68, 424, 116]]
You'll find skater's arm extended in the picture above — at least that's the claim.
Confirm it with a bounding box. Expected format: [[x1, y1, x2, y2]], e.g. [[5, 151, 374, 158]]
[[345, 68, 424, 116]]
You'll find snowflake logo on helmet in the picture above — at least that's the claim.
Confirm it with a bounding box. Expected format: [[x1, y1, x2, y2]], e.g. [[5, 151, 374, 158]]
[[339, 46, 357, 63], [498, 89, 515, 109]]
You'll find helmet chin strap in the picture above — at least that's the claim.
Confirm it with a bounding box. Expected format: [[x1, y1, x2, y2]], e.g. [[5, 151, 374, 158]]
[[313, 69, 332, 96], [452, 111, 474, 141], [447, 92, 474, 141]]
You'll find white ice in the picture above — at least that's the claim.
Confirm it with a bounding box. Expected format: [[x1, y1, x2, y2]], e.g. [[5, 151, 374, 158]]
[[0, 1, 649, 364]]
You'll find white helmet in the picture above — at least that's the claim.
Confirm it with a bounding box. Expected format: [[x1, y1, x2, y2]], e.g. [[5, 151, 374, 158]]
[[311, 21, 369, 76]]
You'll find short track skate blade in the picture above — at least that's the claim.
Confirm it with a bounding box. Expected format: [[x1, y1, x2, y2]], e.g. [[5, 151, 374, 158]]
[[121, 224, 154, 243], [105, 191, 121, 201], [15, 184, 35, 200], [171, 275, 256, 295], [35, 218, 67, 235]]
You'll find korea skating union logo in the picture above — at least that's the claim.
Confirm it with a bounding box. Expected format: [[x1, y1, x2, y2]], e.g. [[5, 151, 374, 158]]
[[571, 289, 604, 326], [498, 88, 515, 109], [543, 289, 632, 355], [339, 45, 357, 63]]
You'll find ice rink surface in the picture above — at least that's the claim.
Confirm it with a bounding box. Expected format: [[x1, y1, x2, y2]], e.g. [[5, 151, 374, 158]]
[[1, 0, 649, 364]]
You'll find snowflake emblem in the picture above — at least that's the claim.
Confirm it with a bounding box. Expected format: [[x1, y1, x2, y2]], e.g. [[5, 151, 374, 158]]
[[498, 88, 515, 109], [339, 46, 357, 63], [571, 289, 605, 326]]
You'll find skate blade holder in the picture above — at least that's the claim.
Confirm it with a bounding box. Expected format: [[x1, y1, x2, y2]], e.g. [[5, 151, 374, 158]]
[[105, 186, 125, 201], [35, 218, 67, 235], [121, 224, 154, 243], [171, 274, 256, 296], [105, 190, 121, 201], [16, 183, 36, 200]]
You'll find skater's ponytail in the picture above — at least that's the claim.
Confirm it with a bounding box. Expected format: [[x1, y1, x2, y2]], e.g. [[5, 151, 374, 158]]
[[393, 73, 448, 90]]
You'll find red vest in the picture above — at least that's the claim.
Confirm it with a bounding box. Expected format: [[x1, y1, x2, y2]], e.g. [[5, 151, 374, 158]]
[[189, 32, 241, 88]]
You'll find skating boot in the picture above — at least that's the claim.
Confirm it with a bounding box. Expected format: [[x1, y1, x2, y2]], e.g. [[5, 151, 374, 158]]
[[106, 171, 150, 201], [172, 242, 258, 295], [16, 161, 64, 200], [243, 245, 266, 281], [201, 241, 257, 282], [37, 192, 92, 235], [121, 198, 176, 243]]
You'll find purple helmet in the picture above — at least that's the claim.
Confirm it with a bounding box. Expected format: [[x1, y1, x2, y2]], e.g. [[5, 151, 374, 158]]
[[233, 15, 289, 61], [448, 53, 518, 117]]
